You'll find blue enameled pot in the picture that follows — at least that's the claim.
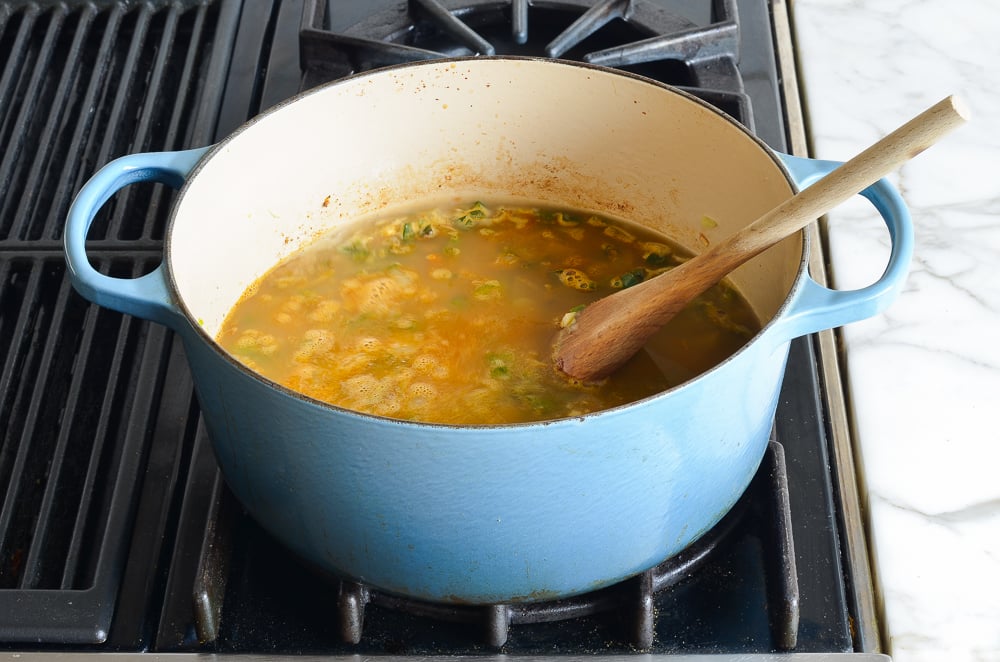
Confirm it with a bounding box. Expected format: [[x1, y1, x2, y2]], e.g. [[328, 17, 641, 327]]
[[64, 58, 911, 604]]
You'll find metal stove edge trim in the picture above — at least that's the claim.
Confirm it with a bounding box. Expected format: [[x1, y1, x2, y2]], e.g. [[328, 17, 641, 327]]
[[0, 654, 893, 661], [773, 0, 884, 654]]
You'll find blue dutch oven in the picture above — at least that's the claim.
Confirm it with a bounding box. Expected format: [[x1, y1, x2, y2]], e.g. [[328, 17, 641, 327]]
[[64, 58, 911, 604]]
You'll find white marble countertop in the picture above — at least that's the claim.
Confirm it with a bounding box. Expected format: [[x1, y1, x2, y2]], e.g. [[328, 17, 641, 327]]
[[791, 1, 1000, 660]]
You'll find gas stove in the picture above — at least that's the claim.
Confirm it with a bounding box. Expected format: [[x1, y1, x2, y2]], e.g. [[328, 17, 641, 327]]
[[0, 0, 884, 659]]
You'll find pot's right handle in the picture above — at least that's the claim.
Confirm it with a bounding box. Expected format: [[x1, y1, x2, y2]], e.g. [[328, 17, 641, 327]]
[[766, 153, 914, 345], [64, 147, 210, 329]]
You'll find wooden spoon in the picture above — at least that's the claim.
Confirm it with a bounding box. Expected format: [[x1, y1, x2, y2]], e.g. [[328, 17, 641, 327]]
[[553, 95, 969, 382]]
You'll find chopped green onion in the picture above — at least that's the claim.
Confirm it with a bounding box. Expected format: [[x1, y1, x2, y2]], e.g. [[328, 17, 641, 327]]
[[455, 201, 489, 228], [560, 310, 578, 328], [339, 240, 370, 261], [556, 268, 597, 291], [555, 212, 579, 226], [611, 268, 645, 289], [473, 280, 503, 301], [603, 225, 635, 243], [487, 352, 512, 379]]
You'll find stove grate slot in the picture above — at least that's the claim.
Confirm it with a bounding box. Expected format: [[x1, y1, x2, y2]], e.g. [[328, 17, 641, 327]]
[[300, 0, 751, 127], [0, 0, 241, 644], [0, 0, 223, 244], [411, 0, 497, 55], [0, 255, 168, 642]]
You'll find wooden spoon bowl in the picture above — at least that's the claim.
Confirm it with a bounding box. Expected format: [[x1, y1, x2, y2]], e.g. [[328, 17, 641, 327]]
[[553, 95, 969, 382]]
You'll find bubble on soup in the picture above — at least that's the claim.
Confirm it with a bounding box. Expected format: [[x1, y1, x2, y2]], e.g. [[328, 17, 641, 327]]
[[407, 382, 438, 409], [341, 374, 401, 416], [413, 354, 447, 378], [357, 337, 382, 353], [294, 329, 335, 362], [235, 329, 279, 355], [359, 277, 401, 313], [308, 299, 341, 322]]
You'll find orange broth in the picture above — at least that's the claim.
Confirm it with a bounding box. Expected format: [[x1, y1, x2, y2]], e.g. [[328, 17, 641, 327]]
[[216, 200, 760, 424]]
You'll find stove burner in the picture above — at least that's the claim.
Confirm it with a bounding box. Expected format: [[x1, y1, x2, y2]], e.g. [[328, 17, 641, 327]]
[[299, 0, 751, 127], [192, 442, 798, 651], [0, 0, 860, 652], [186, 3, 790, 652], [332, 497, 743, 649]]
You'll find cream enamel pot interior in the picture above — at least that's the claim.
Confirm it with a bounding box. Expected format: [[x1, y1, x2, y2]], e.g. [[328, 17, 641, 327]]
[[64, 58, 912, 604]]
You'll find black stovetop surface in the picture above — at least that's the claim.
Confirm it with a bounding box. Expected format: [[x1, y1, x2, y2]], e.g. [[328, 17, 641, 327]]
[[0, 0, 858, 655]]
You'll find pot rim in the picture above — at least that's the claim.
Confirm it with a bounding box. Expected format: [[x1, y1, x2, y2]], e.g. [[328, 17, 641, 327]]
[[164, 55, 807, 430]]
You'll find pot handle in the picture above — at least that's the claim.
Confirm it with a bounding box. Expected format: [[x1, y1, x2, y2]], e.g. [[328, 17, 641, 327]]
[[766, 152, 913, 345], [64, 147, 210, 329]]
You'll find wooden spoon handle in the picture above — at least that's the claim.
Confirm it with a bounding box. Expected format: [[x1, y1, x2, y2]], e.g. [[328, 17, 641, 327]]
[[709, 94, 969, 271], [554, 95, 969, 382]]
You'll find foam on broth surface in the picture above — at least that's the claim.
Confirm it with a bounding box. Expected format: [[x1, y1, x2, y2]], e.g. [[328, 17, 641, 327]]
[[216, 200, 760, 424]]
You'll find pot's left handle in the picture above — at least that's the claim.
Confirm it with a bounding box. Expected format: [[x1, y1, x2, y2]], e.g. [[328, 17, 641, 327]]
[[766, 152, 914, 345], [64, 147, 211, 329]]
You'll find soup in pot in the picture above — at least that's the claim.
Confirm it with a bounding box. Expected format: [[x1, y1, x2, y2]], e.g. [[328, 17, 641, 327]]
[[216, 200, 760, 424]]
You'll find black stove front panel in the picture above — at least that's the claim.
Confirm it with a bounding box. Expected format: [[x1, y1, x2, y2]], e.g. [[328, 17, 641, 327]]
[[0, 0, 854, 655]]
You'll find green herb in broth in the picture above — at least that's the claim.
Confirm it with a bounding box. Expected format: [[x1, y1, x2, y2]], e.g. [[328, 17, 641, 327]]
[[216, 200, 760, 425]]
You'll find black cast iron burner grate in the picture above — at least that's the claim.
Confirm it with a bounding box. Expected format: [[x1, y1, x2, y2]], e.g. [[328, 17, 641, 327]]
[[335, 441, 799, 650], [298, 0, 752, 129], [190, 441, 798, 651], [0, 0, 233, 644]]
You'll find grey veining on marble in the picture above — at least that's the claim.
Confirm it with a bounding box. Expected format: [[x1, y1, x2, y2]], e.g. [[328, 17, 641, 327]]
[[792, 1, 1000, 660]]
